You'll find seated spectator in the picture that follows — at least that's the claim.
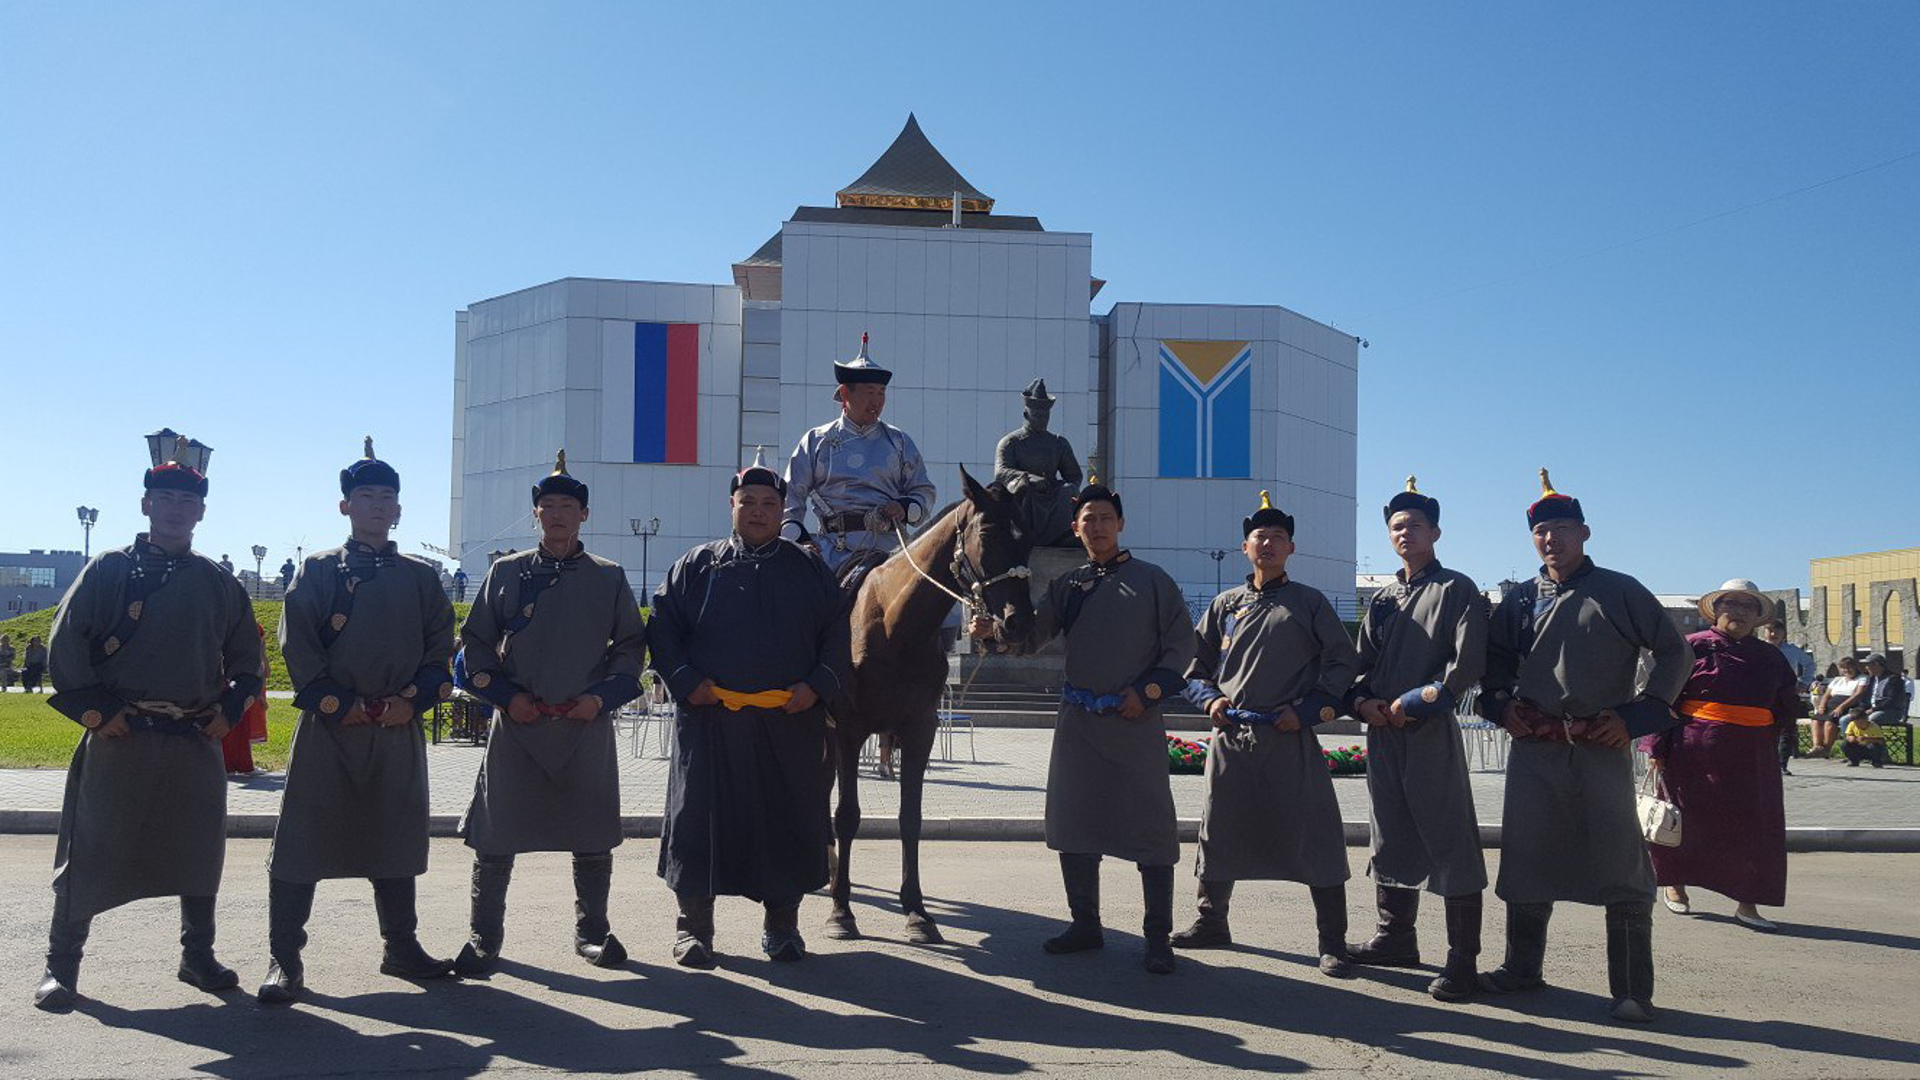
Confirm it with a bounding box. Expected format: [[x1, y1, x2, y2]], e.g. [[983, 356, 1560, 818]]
[[20, 636, 47, 693], [1842, 713, 1891, 769], [1810, 657, 1868, 756], [1860, 653, 1911, 730]]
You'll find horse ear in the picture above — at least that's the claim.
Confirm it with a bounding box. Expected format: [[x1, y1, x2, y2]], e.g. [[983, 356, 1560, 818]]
[[959, 465, 992, 507]]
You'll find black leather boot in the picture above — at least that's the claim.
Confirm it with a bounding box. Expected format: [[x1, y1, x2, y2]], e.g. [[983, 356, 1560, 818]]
[[673, 893, 717, 969], [1311, 885, 1353, 978], [32, 891, 90, 1011], [1140, 864, 1176, 974], [1170, 879, 1235, 949], [257, 878, 315, 1005], [453, 854, 513, 977], [572, 852, 627, 967], [1348, 884, 1422, 967], [1429, 892, 1483, 1002], [1479, 901, 1552, 994], [177, 895, 239, 992], [374, 877, 455, 980], [762, 899, 806, 962], [1606, 900, 1656, 1022], [1043, 853, 1105, 954]]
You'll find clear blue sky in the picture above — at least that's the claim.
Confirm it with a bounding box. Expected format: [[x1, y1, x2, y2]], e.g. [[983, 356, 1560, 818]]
[[4, 1, 1915, 595]]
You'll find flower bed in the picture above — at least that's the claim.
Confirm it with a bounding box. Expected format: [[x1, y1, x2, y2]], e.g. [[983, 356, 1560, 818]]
[[1168, 735, 1208, 774], [1166, 734, 1369, 776]]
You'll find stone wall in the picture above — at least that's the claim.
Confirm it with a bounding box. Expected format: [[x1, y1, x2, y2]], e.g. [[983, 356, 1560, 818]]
[[1770, 577, 1919, 673]]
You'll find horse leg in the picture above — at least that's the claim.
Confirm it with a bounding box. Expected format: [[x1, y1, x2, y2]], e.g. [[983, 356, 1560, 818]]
[[826, 730, 863, 939], [897, 718, 943, 944]]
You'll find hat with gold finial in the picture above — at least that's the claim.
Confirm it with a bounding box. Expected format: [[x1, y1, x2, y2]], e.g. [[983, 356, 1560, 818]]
[[531, 449, 589, 507], [731, 445, 786, 497], [1070, 468, 1123, 518], [143, 432, 209, 497], [1383, 475, 1440, 525], [1243, 489, 1295, 538], [340, 435, 401, 496], [1526, 467, 1583, 528]]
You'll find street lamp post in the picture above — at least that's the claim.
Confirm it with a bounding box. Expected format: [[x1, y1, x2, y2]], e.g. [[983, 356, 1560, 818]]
[[630, 517, 661, 599], [76, 506, 98, 559], [1205, 549, 1228, 595], [251, 545, 267, 599]]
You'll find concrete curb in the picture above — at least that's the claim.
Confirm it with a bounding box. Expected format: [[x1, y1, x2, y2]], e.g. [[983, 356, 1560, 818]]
[[4, 810, 1918, 851]]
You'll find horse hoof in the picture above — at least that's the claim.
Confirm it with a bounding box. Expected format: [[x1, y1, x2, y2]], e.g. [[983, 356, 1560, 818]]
[[824, 913, 862, 940], [905, 916, 944, 945]]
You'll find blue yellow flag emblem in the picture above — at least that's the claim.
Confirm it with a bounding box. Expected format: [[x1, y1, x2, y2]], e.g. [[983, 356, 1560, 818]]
[[1158, 340, 1252, 478]]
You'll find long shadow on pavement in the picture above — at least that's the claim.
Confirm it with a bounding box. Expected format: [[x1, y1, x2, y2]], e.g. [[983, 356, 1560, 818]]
[[828, 885, 1920, 1080]]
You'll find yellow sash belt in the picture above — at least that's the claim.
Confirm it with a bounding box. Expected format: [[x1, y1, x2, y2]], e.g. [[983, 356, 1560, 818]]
[[711, 687, 794, 712]]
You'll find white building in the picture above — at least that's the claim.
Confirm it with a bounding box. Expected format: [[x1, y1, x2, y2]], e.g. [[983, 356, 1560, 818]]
[[451, 116, 1358, 608]]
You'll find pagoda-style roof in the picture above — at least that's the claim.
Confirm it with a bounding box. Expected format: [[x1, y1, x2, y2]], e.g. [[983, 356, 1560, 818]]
[[836, 114, 994, 213]]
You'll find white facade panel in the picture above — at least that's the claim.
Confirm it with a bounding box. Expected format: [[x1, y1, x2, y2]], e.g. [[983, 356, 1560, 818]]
[[1101, 301, 1358, 612]]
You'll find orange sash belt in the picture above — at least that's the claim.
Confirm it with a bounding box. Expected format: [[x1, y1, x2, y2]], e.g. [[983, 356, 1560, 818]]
[[1678, 699, 1774, 727]]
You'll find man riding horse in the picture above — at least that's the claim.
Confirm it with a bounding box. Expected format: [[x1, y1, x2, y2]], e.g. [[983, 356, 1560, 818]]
[[781, 333, 937, 575]]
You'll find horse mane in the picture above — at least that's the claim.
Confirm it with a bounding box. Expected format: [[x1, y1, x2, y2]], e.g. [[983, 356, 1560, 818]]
[[910, 478, 1012, 540]]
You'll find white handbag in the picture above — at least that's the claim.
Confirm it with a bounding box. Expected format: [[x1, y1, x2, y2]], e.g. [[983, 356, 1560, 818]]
[[1638, 767, 1683, 847]]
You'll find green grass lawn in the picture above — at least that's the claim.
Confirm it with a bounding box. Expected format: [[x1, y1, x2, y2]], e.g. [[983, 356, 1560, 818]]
[[0, 692, 302, 769], [1, 600, 475, 694]]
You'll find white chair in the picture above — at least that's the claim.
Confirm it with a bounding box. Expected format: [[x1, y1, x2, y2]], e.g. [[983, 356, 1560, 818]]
[[935, 683, 977, 763], [635, 699, 675, 760]]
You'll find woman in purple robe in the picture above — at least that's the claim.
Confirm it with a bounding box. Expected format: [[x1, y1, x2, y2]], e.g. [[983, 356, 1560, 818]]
[[1642, 579, 1799, 931]]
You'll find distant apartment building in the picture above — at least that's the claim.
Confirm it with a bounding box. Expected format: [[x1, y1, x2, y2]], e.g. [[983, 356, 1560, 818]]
[[1, 549, 85, 615]]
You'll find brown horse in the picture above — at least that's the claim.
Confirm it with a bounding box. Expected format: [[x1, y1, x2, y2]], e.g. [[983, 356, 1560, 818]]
[[824, 467, 1036, 943]]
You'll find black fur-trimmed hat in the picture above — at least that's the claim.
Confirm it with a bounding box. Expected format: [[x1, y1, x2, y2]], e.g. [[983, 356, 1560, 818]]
[[731, 446, 785, 497], [1071, 472, 1123, 519], [1243, 490, 1294, 538], [144, 433, 208, 497], [1526, 468, 1583, 528], [532, 449, 589, 507], [1383, 475, 1439, 525], [340, 436, 401, 496]]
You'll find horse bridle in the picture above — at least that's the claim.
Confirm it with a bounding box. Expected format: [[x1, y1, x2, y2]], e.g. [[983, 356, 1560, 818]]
[[894, 526, 1030, 633], [953, 548, 1031, 626]]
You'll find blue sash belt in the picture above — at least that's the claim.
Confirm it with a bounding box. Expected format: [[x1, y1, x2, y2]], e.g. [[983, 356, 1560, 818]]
[[1061, 683, 1128, 715]]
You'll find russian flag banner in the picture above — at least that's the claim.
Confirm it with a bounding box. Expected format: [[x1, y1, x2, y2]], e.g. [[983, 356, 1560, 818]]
[[632, 323, 699, 464]]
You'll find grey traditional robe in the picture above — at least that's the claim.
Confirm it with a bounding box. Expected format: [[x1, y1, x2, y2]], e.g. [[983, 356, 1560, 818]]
[[649, 536, 851, 902], [1187, 576, 1358, 886], [458, 545, 646, 855], [1022, 553, 1195, 866], [46, 537, 263, 921], [1351, 560, 1489, 896], [1480, 558, 1690, 905], [269, 540, 455, 883]]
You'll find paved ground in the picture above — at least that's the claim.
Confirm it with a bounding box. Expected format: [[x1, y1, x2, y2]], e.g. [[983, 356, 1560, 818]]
[[1, 725, 1914, 832], [0, 837, 1915, 1079]]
